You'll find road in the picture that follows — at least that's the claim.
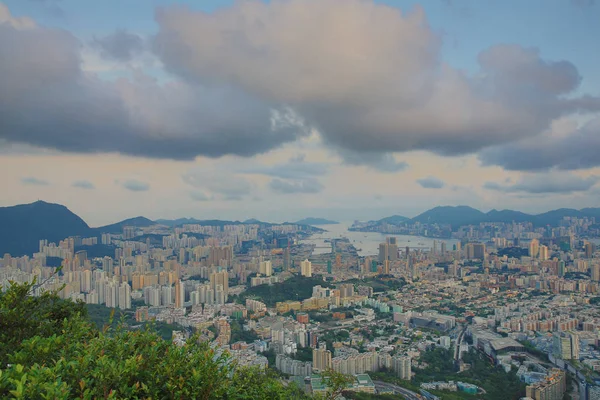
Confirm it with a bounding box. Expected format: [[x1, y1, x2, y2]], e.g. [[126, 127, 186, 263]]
[[454, 326, 467, 362], [374, 381, 422, 400]]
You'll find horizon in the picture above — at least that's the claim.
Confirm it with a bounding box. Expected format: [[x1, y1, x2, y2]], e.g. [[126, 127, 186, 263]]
[[1, 0, 600, 226], [4, 199, 599, 227]]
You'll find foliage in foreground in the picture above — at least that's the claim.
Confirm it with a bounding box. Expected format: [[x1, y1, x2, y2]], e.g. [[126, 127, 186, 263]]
[[0, 281, 311, 399]]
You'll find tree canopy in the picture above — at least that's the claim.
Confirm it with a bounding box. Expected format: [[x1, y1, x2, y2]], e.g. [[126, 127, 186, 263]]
[[0, 280, 310, 399]]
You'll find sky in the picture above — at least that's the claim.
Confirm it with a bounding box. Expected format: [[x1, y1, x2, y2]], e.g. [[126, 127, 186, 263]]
[[1, 0, 600, 226]]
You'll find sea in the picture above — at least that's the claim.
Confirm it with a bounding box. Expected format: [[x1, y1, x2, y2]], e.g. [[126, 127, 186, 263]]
[[300, 222, 459, 257]]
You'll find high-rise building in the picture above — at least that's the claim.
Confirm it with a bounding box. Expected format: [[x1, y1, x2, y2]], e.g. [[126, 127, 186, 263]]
[[378, 243, 388, 264], [259, 260, 273, 277], [123, 226, 136, 240], [210, 271, 229, 301], [161, 285, 172, 306], [327, 260, 332, 274], [558, 260, 566, 277], [362, 257, 370, 275], [301, 259, 312, 277], [553, 332, 579, 360], [312, 344, 332, 372], [379, 237, 398, 263], [393, 355, 411, 380], [175, 280, 185, 308], [387, 237, 398, 261], [585, 242, 596, 259], [465, 243, 486, 260], [591, 263, 600, 282], [539, 245, 549, 261], [118, 282, 131, 310], [526, 369, 566, 400], [383, 260, 390, 275], [102, 256, 113, 277], [283, 247, 291, 270], [81, 269, 92, 293], [529, 239, 540, 258]]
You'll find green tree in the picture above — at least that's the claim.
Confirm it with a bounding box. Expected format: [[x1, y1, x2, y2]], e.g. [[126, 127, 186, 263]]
[[0, 281, 310, 399], [318, 368, 355, 400], [0, 279, 86, 365]]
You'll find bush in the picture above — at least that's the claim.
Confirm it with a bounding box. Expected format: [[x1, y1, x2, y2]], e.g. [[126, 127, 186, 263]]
[[0, 281, 308, 399]]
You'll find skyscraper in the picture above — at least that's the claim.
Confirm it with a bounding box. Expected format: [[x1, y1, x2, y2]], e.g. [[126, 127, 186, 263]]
[[301, 259, 312, 277], [378, 243, 388, 264], [210, 271, 229, 301], [312, 344, 332, 372], [259, 260, 272, 276], [175, 280, 185, 308], [118, 282, 131, 310], [539, 245, 549, 261], [529, 239, 540, 258], [585, 242, 595, 259], [283, 246, 291, 270], [591, 263, 600, 282], [393, 355, 411, 380]]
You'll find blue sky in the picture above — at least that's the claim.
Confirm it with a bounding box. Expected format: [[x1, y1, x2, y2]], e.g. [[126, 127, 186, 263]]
[[1, 0, 600, 224]]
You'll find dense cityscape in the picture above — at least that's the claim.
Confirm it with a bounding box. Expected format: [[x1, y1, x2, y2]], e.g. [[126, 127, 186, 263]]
[[2, 202, 600, 399], [2, 0, 600, 398]]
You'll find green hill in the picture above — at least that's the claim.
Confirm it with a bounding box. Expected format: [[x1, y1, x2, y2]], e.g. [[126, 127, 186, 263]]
[[0, 201, 90, 256], [410, 205, 486, 227], [239, 275, 332, 307]]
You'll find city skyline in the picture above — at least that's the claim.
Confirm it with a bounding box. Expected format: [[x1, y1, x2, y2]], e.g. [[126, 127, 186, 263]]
[[1, 0, 600, 225]]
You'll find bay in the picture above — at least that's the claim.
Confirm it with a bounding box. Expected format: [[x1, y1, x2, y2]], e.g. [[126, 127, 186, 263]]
[[300, 222, 459, 257]]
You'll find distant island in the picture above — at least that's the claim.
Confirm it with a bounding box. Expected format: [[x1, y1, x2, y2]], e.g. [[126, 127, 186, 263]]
[[294, 217, 339, 225]]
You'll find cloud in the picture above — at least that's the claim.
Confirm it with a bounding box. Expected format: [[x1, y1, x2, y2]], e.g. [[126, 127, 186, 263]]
[[92, 30, 144, 61], [417, 176, 445, 189], [0, 4, 305, 160], [72, 180, 95, 189], [182, 168, 252, 200], [0, 3, 35, 28], [21, 176, 49, 186], [121, 179, 150, 192], [154, 0, 600, 161], [483, 173, 599, 194], [269, 178, 324, 194], [246, 154, 329, 179], [190, 191, 212, 202], [339, 150, 408, 173], [480, 117, 600, 171]]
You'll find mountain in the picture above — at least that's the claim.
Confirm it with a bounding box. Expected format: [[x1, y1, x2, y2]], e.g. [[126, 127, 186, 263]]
[[410, 205, 486, 227], [532, 208, 584, 227], [154, 218, 205, 227], [91, 216, 155, 234], [486, 209, 532, 223], [377, 215, 409, 224], [294, 217, 339, 225], [0, 201, 90, 256]]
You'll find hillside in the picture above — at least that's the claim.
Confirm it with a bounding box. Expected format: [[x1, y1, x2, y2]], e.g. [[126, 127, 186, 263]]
[[0, 201, 90, 256], [377, 215, 409, 224], [238, 275, 333, 307], [410, 205, 486, 227], [91, 216, 155, 234], [486, 209, 531, 223], [155, 217, 205, 227], [295, 217, 339, 225]]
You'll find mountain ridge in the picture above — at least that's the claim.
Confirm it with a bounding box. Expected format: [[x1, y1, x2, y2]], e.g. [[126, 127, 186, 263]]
[[2, 201, 599, 256], [294, 217, 339, 225]]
